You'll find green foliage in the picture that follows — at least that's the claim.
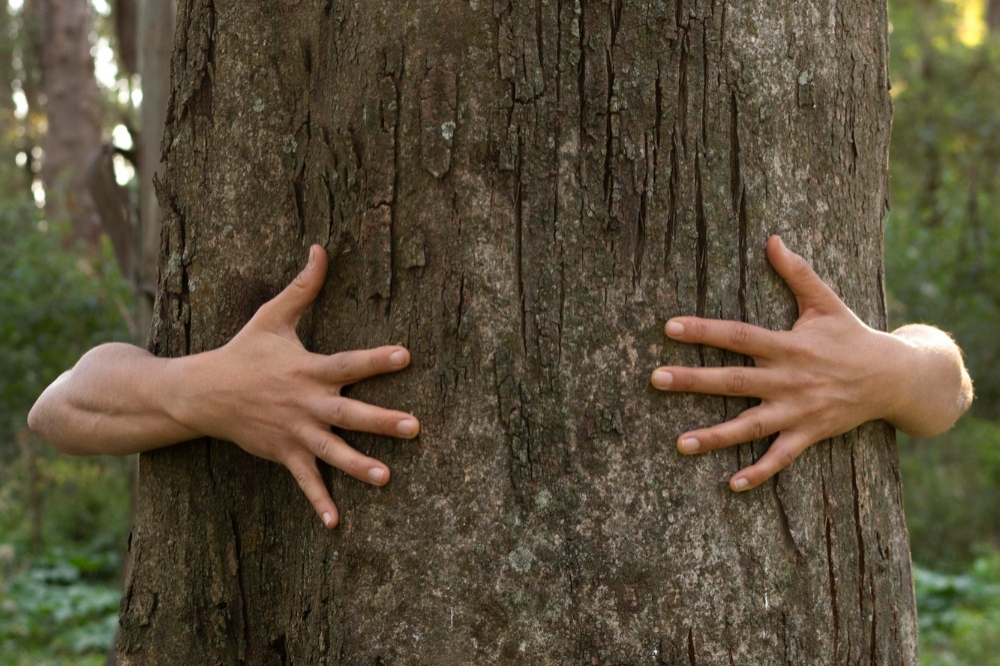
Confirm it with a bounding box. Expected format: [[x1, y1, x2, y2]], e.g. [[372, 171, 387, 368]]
[[0, 200, 131, 446], [916, 551, 1000, 665], [0, 551, 120, 665], [0, 171, 132, 663], [900, 419, 1000, 570], [886, 1, 1000, 418]]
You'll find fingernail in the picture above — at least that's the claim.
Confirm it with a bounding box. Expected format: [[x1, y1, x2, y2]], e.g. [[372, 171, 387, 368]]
[[322, 511, 333, 527], [666, 320, 684, 338], [678, 437, 699, 454], [397, 419, 416, 436], [390, 350, 408, 367], [733, 478, 750, 491], [651, 370, 673, 389], [368, 467, 386, 484], [307, 246, 315, 267]]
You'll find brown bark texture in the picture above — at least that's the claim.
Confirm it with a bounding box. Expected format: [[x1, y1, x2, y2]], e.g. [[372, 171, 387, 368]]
[[120, 0, 915, 663], [32, 0, 103, 247]]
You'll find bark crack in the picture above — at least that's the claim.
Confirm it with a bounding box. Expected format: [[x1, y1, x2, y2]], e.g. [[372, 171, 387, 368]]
[[823, 478, 841, 662], [514, 130, 526, 353]]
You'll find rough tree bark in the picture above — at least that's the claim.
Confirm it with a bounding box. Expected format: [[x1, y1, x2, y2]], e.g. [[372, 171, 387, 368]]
[[119, 0, 915, 663]]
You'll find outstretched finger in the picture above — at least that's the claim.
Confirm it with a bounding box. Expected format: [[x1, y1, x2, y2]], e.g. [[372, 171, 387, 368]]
[[729, 430, 814, 491], [255, 245, 329, 332], [652, 365, 783, 399], [664, 317, 783, 359], [675, 406, 781, 455], [319, 397, 420, 439], [325, 346, 411, 386], [766, 236, 840, 314], [301, 428, 391, 487], [284, 454, 339, 528]]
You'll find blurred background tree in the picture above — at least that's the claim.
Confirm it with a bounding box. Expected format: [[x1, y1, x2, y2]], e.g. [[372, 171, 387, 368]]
[[0, 0, 997, 663]]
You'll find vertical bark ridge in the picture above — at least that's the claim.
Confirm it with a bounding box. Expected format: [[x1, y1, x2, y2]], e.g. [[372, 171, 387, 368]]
[[121, 0, 915, 663]]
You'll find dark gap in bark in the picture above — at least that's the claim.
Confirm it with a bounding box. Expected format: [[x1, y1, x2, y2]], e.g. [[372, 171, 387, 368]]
[[694, 152, 707, 366], [577, 0, 586, 146], [536, 0, 544, 71], [701, 23, 708, 148], [665, 129, 678, 266], [515, 131, 526, 353], [687, 628, 697, 665], [823, 479, 841, 662], [653, 60, 663, 186], [603, 47, 614, 213], [635, 134, 647, 289], [677, 31, 689, 155], [851, 446, 867, 617]]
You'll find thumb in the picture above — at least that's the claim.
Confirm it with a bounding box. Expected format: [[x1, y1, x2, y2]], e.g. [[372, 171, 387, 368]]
[[256, 245, 328, 331], [766, 236, 839, 315]]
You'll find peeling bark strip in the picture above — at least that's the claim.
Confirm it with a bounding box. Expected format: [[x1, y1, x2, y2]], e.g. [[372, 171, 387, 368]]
[[122, 0, 915, 663]]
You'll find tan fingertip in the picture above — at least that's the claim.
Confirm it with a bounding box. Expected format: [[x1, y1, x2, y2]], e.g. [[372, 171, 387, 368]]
[[651, 369, 673, 390], [397, 419, 418, 437], [368, 467, 388, 485], [678, 437, 699, 454], [389, 349, 409, 367], [666, 320, 684, 338], [731, 477, 750, 492]]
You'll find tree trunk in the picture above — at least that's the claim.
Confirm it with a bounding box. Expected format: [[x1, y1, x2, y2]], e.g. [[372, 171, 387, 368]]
[[32, 0, 103, 248], [119, 0, 915, 663], [135, 0, 176, 341], [989, 0, 1000, 35]]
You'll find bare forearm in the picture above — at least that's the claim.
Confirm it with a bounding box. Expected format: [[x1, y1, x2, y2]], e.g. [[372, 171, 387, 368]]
[[27, 343, 201, 455], [883, 324, 973, 438]]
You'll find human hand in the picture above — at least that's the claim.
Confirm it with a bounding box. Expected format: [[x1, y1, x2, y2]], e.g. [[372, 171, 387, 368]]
[[650, 236, 906, 492], [169, 245, 418, 528]]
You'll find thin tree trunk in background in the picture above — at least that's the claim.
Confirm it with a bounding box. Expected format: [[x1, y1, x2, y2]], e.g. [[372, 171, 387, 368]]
[[989, 0, 1000, 34], [33, 0, 103, 249], [114, 0, 138, 77], [135, 0, 175, 341], [16, 430, 43, 557], [120, 0, 914, 663]]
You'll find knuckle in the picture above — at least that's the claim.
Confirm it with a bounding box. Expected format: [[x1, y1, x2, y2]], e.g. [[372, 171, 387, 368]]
[[294, 471, 310, 490], [690, 319, 707, 340], [314, 437, 332, 461], [746, 418, 768, 441], [730, 323, 753, 347], [775, 448, 797, 471], [328, 400, 348, 425], [291, 272, 309, 291], [331, 355, 352, 378], [792, 256, 813, 279], [727, 369, 750, 395]]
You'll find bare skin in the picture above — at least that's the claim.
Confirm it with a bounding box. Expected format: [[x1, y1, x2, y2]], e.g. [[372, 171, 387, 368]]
[[651, 235, 974, 492], [30, 238, 972, 525], [28, 245, 418, 529]]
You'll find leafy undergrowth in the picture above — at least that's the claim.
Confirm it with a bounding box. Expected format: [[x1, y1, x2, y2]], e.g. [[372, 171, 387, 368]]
[[0, 550, 120, 665], [917, 551, 1000, 665]]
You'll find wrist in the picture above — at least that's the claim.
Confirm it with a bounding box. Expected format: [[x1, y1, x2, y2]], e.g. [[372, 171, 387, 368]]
[[864, 328, 916, 427], [161, 351, 214, 441]]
